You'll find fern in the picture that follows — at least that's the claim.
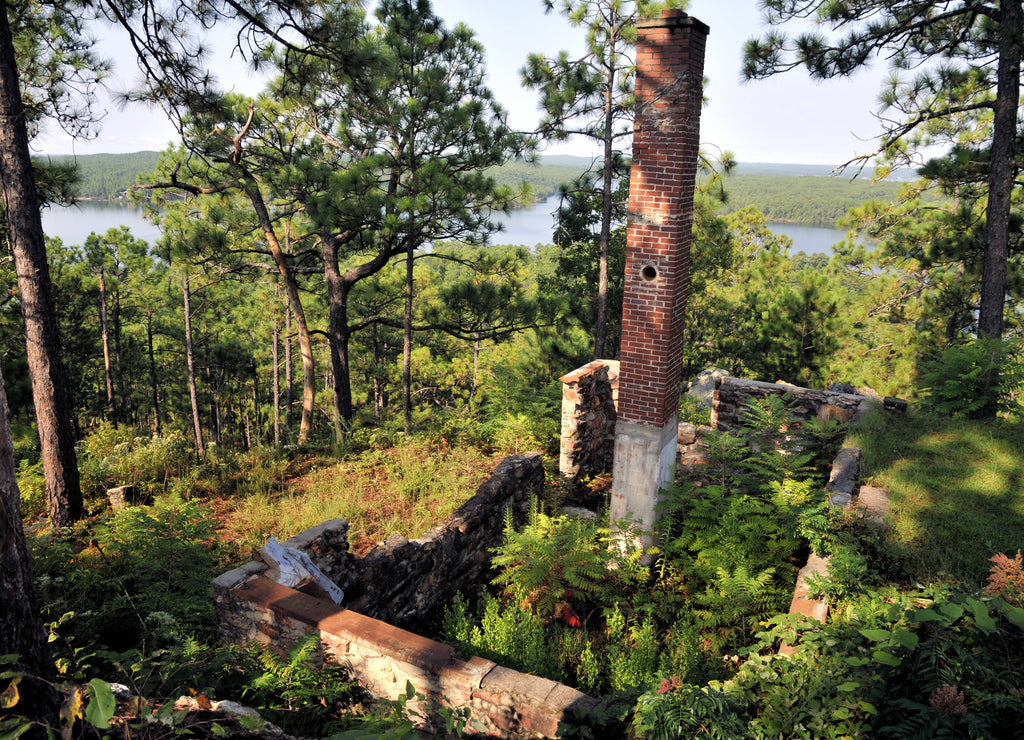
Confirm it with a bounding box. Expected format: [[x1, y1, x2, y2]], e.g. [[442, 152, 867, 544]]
[[920, 337, 1024, 419], [242, 635, 359, 734], [692, 565, 786, 653], [632, 679, 748, 740], [654, 396, 842, 654], [490, 497, 617, 616]]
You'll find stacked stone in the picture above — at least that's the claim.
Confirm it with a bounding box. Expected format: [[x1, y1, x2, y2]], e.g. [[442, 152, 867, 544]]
[[558, 360, 619, 479], [711, 377, 875, 433], [214, 453, 543, 641]]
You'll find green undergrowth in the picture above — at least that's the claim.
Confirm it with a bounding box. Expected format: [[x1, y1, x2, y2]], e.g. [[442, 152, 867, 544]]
[[443, 396, 847, 702], [230, 438, 496, 554], [14, 401, 1024, 737], [13, 418, 518, 736], [644, 580, 1024, 739], [442, 401, 1024, 737]]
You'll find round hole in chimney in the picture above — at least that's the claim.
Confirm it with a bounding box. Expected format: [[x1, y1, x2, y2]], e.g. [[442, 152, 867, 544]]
[[641, 264, 658, 282]]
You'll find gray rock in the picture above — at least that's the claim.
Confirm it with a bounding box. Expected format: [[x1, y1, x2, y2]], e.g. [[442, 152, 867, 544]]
[[687, 368, 729, 408]]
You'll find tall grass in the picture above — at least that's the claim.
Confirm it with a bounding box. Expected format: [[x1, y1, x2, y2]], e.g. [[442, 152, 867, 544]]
[[849, 407, 1024, 586], [227, 441, 498, 555]]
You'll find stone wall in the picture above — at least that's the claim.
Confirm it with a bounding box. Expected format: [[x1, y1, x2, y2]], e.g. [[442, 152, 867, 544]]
[[216, 576, 599, 738], [558, 360, 619, 479], [780, 447, 892, 654], [711, 377, 876, 432], [215, 453, 542, 637], [212, 453, 603, 737], [340, 453, 541, 630]]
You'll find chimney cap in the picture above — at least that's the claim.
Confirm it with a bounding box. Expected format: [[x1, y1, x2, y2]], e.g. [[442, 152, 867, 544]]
[[662, 9, 687, 18]]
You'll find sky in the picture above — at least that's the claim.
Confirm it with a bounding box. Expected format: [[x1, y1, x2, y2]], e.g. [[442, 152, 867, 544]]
[[36, 0, 896, 167]]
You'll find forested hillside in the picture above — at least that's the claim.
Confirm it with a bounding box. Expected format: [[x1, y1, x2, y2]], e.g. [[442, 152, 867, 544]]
[[488, 158, 590, 202], [38, 151, 161, 200], [718, 172, 906, 226], [40, 150, 911, 227], [37, 150, 589, 204]]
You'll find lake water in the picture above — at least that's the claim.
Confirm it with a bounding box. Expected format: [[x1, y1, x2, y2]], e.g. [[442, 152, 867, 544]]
[[763, 222, 848, 255], [496, 200, 846, 255], [41, 201, 162, 246], [41, 200, 846, 256]]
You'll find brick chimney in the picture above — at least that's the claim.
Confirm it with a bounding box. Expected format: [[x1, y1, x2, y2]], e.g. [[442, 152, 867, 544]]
[[610, 10, 708, 549]]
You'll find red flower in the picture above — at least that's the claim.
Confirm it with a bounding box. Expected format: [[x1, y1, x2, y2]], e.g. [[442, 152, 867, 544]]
[[559, 603, 581, 627], [657, 675, 681, 695]]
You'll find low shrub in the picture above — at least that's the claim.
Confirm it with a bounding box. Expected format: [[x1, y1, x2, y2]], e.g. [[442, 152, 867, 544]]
[[16, 457, 46, 519], [918, 337, 1024, 419], [77, 424, 197, 499], [241, 636, 364, 735], [30, 494, 227, 653]]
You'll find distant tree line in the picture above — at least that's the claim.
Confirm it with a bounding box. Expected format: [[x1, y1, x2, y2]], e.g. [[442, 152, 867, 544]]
[[38, 152, 161, 200], [39, 149, 920, 229], [718, 174, 909, 227], [36, 150, 589, 205]]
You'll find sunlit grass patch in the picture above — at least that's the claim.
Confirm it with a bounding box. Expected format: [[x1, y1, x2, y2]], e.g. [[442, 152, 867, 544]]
[[224, 441, 501, 556], [853, 410, 1024, 586]]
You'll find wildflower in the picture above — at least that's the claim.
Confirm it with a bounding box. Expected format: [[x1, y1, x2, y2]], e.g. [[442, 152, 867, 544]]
[[657, 675, 680, 694], [929, 684, 967, 719], [983, 550, 1024, 606], [558, 603, 581, 627]]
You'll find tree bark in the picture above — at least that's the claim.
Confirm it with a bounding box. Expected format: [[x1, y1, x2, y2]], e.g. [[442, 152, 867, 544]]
[[0, 362, 59, 723], [0, 3, 82, 528], [284, 303, 294, 438], [402, 242, 414, 433], [242, 178, 315, 445], [112, 274, 124, 422], [321, 233, 354, 425], [272, 305, 280, 448], [977, 0, 1021, 342], [593, 32, 617, 361], [320, 221, 403, 425], [99, 265, 116, 425], [182, 273, 205, 457], [469, 332, 481, 410], [146, 312, 161, 435]]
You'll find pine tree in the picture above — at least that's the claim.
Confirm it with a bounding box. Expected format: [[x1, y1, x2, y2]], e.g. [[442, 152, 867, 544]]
[[0, 0, 100, 527], [522, 0, 689, 359], [743, 1, 1022, 348]]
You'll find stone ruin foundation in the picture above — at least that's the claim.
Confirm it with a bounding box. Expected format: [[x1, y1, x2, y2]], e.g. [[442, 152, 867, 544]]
[[213, 454, 601, 738], [212, 373, 899, 737]]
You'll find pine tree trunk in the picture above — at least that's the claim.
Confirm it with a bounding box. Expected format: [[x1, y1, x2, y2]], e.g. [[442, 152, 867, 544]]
[[0, 363, 59, 723], [976, 0, 1021, 417], [250, 370, 258, 449], [468, 333, 481, 410], [242, 178, 315, 445], [212, 400, 221, 447], [593, 40, 617, 361], [978, 0, 1021, 343], [0, 4, 82, 528], [146, 313, 161, 435], [285, 303, 294, 439], [183, 274, 205, 457], [272, 309, 280, 448], [402, 243, 414, 433], [321, 234, 354, 425], [99, 265, 116, 425], [112, 278, 124, 422]]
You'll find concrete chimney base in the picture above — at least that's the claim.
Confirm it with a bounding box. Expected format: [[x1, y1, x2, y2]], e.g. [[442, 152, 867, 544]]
[[609, 413, 679, 552]]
